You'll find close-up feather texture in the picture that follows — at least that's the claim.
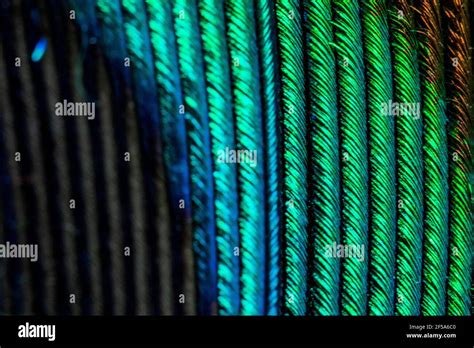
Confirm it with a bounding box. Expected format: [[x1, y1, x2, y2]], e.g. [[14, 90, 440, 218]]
[[0, 0, 472, 316], [390, 0, 425, 316]]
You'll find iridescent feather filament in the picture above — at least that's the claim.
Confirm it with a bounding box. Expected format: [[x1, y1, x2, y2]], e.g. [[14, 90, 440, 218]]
[[443, 0, 473, 316], [198, 0, 240, 315], [225, 0, 266, 315], [145, 0, 192, 314], [305, 0, 341, 316], [333, 0, 369, 316], [254, 0, 282, 316], [173, 0, 217, 315], [122, 0, 174, 315], [415, 0, 450, 316], [389, 0, 424, 316], [361, 0, 397, 316], [275, 0, 309, 316]]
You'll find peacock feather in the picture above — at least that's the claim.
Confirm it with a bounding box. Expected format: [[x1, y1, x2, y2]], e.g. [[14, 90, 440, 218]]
[[0, 0, 471, 318]]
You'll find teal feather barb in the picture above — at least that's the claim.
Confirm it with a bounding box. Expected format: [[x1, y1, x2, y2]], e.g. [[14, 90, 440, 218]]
[[389, 0, 424, 316], [275, 0, 308, 316], [361, 0, 397, 316], [225, 0, 266, 315], [333, 0, 369, 316], [415, 0, 450, 316], [145, 0, 193, 314], [255, 0, 281, 316], [198, 0, 240, 315], [173, 0, 217, 315], [443, 0, 473, 316], [304, 0, 341, 316]]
